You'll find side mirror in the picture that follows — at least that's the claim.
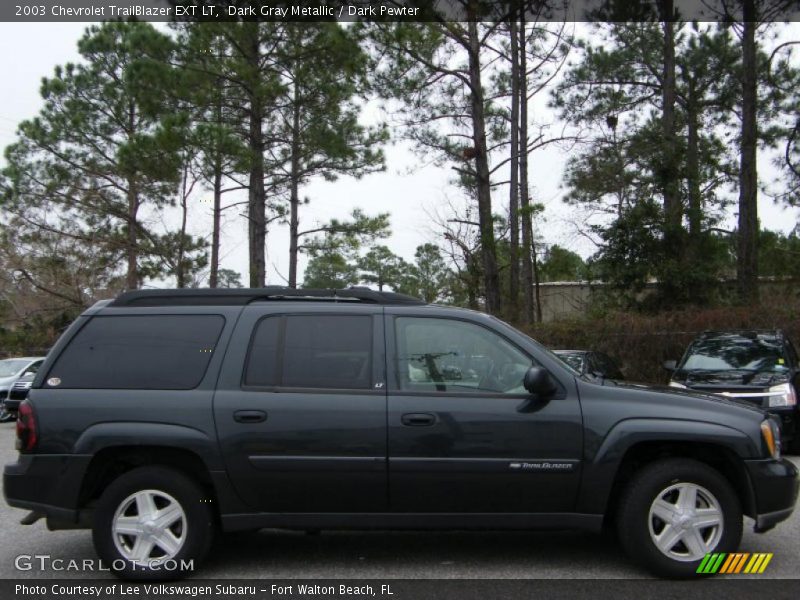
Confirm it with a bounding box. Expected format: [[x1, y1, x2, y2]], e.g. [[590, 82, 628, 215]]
[[662, 360, 677, 372], [523, 366, 558, 397]]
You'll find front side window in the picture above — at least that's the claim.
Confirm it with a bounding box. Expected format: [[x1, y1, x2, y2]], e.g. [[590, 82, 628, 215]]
[[244, 315, 373, 390], [47, 315, 224, 389], [395, 317, 532, 394]]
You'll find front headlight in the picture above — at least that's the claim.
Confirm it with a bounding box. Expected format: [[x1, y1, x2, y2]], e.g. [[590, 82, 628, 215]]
[[767, 383, 797, 408], [760, 419, 782, 459], [668, 381, 688, 389]]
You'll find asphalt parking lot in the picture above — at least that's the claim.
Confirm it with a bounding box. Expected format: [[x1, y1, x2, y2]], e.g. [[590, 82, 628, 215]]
[[0, 423, 797, 580]]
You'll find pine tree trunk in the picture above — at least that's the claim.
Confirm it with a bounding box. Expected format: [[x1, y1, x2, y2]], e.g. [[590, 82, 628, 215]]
[[532, 237, 542, 323], [508, 18, 521, 319], [660, 4, 683, 295], [176, 162, 189, 288], [288, 84, 301, 289], [209, 166, 222, 289], [466, 16, 501, 315], [246, 25, 266, 288], [209, 91, 224, 290], [737, 5, 759, 304], [686, 102, 702, 240], [125, 101, 139, 291], [518, 18, 534, 325], [126, 181, 139, 291]]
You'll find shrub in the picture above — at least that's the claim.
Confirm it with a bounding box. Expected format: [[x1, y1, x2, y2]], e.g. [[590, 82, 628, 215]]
[[521, 300, 800, 384]]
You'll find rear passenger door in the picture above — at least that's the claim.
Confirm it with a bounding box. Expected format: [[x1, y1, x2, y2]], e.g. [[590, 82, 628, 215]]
[[214, 304, 388, 512]]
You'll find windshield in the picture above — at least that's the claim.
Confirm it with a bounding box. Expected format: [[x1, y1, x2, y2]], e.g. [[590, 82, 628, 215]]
[[680, 334, 788, 373], [0, 359, 29, 377]]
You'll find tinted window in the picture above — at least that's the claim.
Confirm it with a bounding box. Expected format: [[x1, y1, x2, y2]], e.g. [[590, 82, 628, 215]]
[[24, 361, 43, 375], [244, 315, 373, 390], [681, 333, 789, 373], [555, 352, 585, 374], [244, 317, 281, 387], [395, 317, 532, 394], [785, 340, 798, 367], [592, 353, 623, 379], [48, 315, 224, 389], [283, 315, 372, 389]]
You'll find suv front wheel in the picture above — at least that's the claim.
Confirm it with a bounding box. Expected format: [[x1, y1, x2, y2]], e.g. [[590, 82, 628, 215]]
[[92, 466, 214, 580], [616, 458, 743, 578]]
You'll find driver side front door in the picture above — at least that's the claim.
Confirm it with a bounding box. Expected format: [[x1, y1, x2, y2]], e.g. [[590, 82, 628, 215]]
[[386, 313, 583, 513]]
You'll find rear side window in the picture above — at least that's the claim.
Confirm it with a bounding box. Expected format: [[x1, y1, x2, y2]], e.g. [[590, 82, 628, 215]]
[[47, 315, 224, 389], [244, 315, 373, 390]]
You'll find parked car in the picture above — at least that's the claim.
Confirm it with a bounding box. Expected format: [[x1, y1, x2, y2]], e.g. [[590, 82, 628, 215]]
[[554, 349, 625, 380], [665, 330, 799, 453], [4, 288, 797, 580], [0, 357, 45, 423], [4, 372, 35, 416]]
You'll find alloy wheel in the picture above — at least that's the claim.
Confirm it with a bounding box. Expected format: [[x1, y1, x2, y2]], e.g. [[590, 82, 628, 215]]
[[111, 489, 187, 565], [647, 482, 724, 562]]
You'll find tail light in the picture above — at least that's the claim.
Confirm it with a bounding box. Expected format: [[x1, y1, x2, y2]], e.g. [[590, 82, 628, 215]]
[[16, 400, 38, 451]]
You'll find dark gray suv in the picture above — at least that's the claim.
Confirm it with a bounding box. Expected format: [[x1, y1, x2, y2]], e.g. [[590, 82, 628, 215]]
[[3, 288, 798, 580]]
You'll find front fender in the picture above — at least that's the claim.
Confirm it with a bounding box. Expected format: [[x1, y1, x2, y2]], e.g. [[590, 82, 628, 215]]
[[577, 418, 759, 515]]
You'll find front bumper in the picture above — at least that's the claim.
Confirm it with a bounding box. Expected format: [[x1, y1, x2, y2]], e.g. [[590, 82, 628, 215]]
[[744, 458, 799, 532], [3, 398, 21, 413], [768, 406, 797, 440], [4, 388, 30, 414]]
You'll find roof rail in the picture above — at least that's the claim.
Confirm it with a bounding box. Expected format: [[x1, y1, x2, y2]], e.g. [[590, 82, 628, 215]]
[[111, 287, 426, 307]]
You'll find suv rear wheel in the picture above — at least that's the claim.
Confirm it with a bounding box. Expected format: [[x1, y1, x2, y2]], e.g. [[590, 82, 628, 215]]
[[616, 458, 742, 578], [92, 466, 214, 580]]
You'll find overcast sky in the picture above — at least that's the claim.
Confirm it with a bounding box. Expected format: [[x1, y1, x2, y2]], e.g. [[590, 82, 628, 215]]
[[1, 21, 799, 287]]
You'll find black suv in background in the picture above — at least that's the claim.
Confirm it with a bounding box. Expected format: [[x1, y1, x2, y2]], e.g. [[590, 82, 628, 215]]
[[4, 289, 798, 580], [666, 330, 799, 453]]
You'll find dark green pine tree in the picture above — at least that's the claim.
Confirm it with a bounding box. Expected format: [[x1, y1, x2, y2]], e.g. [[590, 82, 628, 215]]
[[178, 22, 283, 287], [2, 21, 186, 291], [266, 22, 387, 289], [368, 11, 507, 314], [358, 246, 406, 291]]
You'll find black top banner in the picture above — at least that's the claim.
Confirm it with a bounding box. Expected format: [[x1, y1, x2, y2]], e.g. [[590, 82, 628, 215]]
[[3, 0, 800, 23]]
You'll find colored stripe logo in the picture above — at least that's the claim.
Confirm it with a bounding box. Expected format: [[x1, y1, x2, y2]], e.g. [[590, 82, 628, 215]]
[[696, 553, 773, 574]]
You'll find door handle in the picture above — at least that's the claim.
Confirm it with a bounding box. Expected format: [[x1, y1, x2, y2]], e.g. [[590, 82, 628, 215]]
[[401, 412, 436, 426], [233, 410, 267, 423]]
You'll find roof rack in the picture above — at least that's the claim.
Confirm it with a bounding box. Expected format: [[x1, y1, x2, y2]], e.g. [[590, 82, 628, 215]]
[[111, 287, 426, 307]]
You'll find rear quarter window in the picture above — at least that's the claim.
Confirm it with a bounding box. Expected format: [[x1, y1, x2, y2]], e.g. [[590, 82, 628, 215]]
[[46, 315, 225, 389]]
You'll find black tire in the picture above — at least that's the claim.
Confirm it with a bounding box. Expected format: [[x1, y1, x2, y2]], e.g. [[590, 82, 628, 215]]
[[0, 407, 15, 423], [92, 466, 214, 581], [616, 458, 742, 578]]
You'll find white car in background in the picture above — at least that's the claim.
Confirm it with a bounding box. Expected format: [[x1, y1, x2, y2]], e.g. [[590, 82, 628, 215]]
[[0, 357, 46, 422]]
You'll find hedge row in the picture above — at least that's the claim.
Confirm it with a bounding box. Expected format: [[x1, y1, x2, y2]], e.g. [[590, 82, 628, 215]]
[[521, 301, 800, 384]]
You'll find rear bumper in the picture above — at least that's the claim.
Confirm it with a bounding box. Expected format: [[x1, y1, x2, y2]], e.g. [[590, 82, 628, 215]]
[[4, 453, 92, 526], [744, 458, 799, 532]]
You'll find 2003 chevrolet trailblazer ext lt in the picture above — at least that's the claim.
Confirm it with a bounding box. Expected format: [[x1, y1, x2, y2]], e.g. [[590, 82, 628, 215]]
[[3, 288, 798, 580]]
